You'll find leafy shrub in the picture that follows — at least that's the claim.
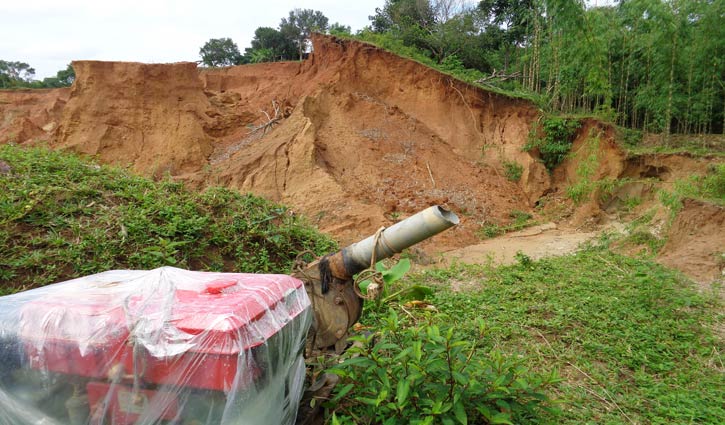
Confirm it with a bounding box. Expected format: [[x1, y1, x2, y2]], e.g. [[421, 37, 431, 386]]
[[503, 160, 524, 182], [0, 145, 336, 293], [327, 310, 560, 424], [525, 117, 582, 172]]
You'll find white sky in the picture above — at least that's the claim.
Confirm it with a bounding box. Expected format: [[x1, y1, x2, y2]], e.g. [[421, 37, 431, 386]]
[[0, 1, 385, 79]]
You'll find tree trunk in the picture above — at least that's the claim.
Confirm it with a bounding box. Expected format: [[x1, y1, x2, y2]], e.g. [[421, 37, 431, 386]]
[[663, 33, 677, 142]]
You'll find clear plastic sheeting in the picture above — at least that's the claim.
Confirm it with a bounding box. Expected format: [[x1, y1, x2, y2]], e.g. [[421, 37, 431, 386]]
[[0, 267, 312, 425]]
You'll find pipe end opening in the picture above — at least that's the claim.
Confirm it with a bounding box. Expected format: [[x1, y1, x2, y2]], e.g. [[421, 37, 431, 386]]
[[434, 205, 460, 225]]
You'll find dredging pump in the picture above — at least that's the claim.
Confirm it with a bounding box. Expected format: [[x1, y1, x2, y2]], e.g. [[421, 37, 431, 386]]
[[0, 205, 458, 424]]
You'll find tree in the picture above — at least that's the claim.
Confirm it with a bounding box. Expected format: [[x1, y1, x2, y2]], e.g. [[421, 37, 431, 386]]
[[245, 27, 297, 62], [279, 9, 329, 60], [199, 38, 243, 67], [329, 22, 352, 36], [0, 60, 35, 88], [40, 64, 75, 88]]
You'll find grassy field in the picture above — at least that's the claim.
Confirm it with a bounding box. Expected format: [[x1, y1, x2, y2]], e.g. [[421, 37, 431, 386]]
[[327, 247, 723, 424]]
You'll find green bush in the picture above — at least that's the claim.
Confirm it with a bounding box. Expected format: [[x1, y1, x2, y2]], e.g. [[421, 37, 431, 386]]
[[524, 117, 582, 172], [327, 310, 560, 424], [503, 160, 524, 182], [0, 145, 336, 293]]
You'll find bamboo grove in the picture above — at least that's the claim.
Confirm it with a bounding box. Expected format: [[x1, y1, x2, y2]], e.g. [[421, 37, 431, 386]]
[[366, 0, 724, 135]]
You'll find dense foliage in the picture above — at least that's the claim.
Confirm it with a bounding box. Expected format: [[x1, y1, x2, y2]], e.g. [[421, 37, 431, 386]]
[[328, 311, 560, 424], [280, 8, 330, 60], [524, 116, 582, 171], [199, 37, 244, 67], [361, 0, 724, 135], [0, 61, 74, 88], [0, 145, 336, 294]]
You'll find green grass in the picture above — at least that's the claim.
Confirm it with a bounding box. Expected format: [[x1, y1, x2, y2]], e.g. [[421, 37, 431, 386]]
[[332, 32, 545, 106], [348, 247, 723, 424], [478, 210, 537, 240], [0, 144, 336, 294], [621, 132, 725, 158], [503, 160, 524, 182], [658, 163, 725, 218]]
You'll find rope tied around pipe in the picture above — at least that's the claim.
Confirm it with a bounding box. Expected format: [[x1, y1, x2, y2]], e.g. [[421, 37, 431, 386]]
[[353, 227, 386, 300]]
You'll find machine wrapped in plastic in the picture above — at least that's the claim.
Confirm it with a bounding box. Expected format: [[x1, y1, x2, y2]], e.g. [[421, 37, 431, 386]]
[[0, 267, 312, 425]]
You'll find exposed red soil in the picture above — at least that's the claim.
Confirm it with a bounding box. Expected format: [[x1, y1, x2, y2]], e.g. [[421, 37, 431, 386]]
[[0, 88, 69, 144], [658, 199, 724, 284], [53, 61, 214, 176], [0, 34, 721, 283]]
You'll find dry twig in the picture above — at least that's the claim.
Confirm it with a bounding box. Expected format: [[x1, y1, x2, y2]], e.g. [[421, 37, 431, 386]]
[[248, 100, 284, 135]]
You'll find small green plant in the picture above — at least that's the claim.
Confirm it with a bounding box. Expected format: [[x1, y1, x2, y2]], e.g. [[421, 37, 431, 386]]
[[623, 196, 642, 211], [524, 117, 582, 172], [326, 310, 560, 424], [478, 223, 503, 239], [509, 210, 533, 225], [358, 259, 433, 306], [514, 250, 533, 267], [503, 160, 524, 182]]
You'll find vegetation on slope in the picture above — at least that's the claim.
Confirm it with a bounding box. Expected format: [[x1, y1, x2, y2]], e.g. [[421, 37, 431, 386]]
[[362, 0, 724, 135], [0, 145, 336, 294], [325, 247, 724, 424]]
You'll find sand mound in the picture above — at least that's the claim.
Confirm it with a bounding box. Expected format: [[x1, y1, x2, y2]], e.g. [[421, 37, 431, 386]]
[[0, 88, 69, 144], [658, 199, 725, 284], [52, 61, 214, 176], [0, 36, 640, 248]]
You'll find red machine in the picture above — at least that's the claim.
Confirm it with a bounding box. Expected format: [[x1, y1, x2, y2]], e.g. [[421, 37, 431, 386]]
[[0, 205, 459, 424], [1, 268, 311, 424]]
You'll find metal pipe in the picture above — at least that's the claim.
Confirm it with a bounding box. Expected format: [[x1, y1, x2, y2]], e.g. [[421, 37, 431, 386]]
[[328, 206, 459, 279]]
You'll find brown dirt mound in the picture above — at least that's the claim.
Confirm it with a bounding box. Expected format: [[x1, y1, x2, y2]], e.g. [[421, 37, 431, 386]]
[[2, 34, 718, 273], [198, 35, 548, 247], [658, 199, 725, 284], [7, 34, 546, 248], [53, 61, 214, 176], [0, 88, 69, 144]]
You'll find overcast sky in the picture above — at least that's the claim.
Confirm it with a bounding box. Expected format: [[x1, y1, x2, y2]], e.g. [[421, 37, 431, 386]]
[[0, 0, 386, 79]]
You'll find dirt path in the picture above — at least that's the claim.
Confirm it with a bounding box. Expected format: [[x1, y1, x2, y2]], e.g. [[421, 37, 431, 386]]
[[439, 223, 610, 267]]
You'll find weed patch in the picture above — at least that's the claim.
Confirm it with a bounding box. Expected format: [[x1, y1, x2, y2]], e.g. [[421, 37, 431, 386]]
[[658, 163, 725, 218], [327, 311, 560, 424], [477, 210, 537, 240], [373, 248, 724, 424], [503, 160, 524, 182], [0, 145, 336, 294]]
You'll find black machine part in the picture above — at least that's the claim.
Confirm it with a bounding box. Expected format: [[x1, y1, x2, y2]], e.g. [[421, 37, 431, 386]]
[[293, 205, 459, 351]]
